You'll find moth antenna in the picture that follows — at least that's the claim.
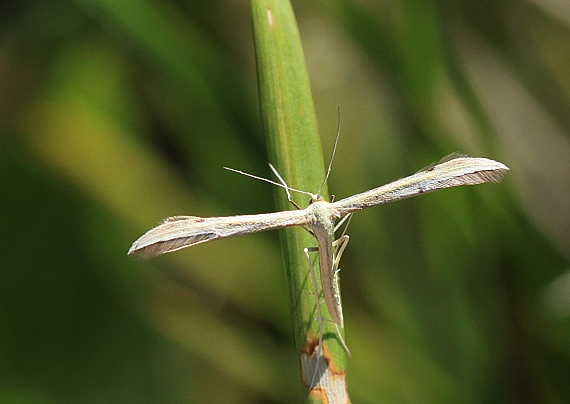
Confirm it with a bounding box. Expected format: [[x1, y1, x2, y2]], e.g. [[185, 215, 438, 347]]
[[224, 167, 314, 198], [317, 107, 341, 196]]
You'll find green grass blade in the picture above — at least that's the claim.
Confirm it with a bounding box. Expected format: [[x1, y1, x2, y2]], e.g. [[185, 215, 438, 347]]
[[250, 0, 349, 400]]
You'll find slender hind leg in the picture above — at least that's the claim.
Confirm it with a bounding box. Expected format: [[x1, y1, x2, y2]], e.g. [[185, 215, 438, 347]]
[[303, 228, 351, 388]]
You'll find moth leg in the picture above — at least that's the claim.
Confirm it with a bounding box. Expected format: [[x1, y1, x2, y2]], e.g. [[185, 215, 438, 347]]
[[304, 246, 324, 389]]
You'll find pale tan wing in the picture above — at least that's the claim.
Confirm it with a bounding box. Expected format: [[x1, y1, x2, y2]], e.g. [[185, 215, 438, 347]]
[[332, 155, 509, 216], [128, 209, 309, 259]]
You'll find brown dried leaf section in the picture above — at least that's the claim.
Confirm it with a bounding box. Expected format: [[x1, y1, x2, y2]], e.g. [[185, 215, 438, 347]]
[[300, 337, 350, 404]]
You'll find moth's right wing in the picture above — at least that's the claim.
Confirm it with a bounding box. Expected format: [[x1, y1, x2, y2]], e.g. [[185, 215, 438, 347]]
[[128, 209, 309, 259], [332, 155, 509, 216]]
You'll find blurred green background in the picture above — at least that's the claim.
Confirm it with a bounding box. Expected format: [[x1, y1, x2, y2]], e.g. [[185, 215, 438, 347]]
[[1, 0, 570, 403]]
